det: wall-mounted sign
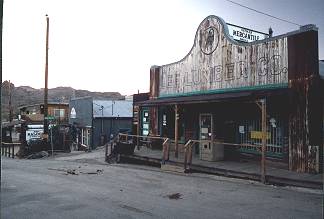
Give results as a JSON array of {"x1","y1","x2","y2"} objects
[
  {"x1": 239, "y1": 126, "x2": 245, "y2": 134},
  {"x1": 227, "y1": 23, "x2": 269, "y2": 43},
  {"x1": 159, "y1": 16, "x2": 288, "y2": 97},
  {"x1": 70, "y1": 107, "x2": 76, "y2": 119},
  {"x1": 250, "y1": 131, "x2": 271, "y2": 140}
]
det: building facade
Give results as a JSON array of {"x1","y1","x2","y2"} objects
[
  {"x1": 69, "y1": 97, "x2": 133, "y2": 148},
  {"x1": 19, "y1": 102, "x2": 69, "y2": 125},
  {"x1": 135, "y1": 15, "x2": 323, "y2": 173}
]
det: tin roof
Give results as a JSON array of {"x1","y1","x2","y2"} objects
[
  {"x1": 137, "y1": 88, "x2": 290, "y2": 106},
  {"x1": 93, "y1": 100, "x2": 133, "y2": 118}
]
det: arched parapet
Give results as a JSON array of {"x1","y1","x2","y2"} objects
[{"x1": 158, "y1": 15, "x2": 291, "y2": 97}]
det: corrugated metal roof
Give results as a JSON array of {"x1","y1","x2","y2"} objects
[
  {"x1": 137, "y1": 88, "x2": 290, "y2": 106},
  {"x1": 93, "y1": 100, "x2": 133, "y2": 118}
]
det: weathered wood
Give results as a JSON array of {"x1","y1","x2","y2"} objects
[
  {"x1": 158, "y1": 16, "x2": 288, "y2": 97},
  {"x1": 174, "y1": 105, "x2": 179, "y2": 158},
  {"x1": 288, "y1": 30, "x2": 322, "y2": 173},
  {"x1": 150, "y1": 66, "x2": 160, "y2": 99},
  {"x1": 261, "y1": 99, "x2": 267, "y2": 183},
  {"x1": 44, "y1": 15, "x2": 49, "y2": 136},
  {"x1": 149, "y1": 107, "x2": 158, "y2": 136}
]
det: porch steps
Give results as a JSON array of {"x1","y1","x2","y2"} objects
[{"x1": 161, "y1": 163, "x2": 185, "y2": 173}]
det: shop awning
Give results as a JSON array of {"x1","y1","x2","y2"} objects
[{"x1": 137, "y1": 88, "x2": 290, "y2": 106}]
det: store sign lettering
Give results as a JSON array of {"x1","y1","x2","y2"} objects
[{"x1": 160, "y1": 55, "x2": 288, "y2": 88}]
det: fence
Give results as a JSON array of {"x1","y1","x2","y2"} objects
[{"x1": 1, "y1": 142, "x2": 21, "y2": 158}]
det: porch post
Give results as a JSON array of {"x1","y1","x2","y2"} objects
[
  {"x1": 261, "y1": 98, "x2": 267, "y2": 183},
  {"x1": 136, "y1": 106, "x2": 141, "y2": 149},
  {"x1": 174, "y1": 104, "x2": 179, "y2": 158}
]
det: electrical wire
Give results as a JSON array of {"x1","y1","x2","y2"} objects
[{"x1": 224, "y1": 0, "x2": 301, "y2": 27}]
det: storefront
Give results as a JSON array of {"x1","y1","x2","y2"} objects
[{"x1": 135, "y1": 15, "x2": 323, "y2": 173}]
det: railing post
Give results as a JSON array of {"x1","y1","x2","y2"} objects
[
  {"x1": 12, "y1": 143, "x2": 15, "y2": 158},
  {"x1": 162, "y1": 138, "x2": 169, "y2": 164},
  {"x1": 184, "y1": 145, "x2": 188, "y2": 170},
  {"x1": 174, "y1": 105, "x2": 179, "y2": 158},
  {"x1": 183, "y1": 140, "x2": 192, "y2": 171},
  {"x1": 105, "y1": 142, "x2": 108, "y2": 162},
  {"x1": 167, "y1": 139, "x2": 170, "y2": 161},
  {"x1": 188, "y1": 142, "x2": 193, "y2": 165}
]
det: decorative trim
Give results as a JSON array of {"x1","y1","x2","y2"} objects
[{"x1": 158, "y1": 83, "x2": 288, "y2": 99}]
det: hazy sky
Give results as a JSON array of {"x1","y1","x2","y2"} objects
[{"x1": 3, "y1": 0, "x2": 324, "y2": 95}]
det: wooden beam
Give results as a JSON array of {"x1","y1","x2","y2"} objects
[
  {"x1": 261, "y1": 98, "x2": 267, "y2": 184},
  {"x1": 136, "y1": 107, "x2": 140, "y2": 149},
  {"x1": 174, "y1": 105, "x2": 179, "y2": 158}
]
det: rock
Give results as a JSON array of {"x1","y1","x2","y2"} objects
[{"x1": 27, "y1": 151, "x2": 49, "y2": 159}]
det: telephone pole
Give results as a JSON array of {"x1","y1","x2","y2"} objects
[
  {"x1": 8, "y1": 80, "x2": 13, "y2": 142},
  {"x1": 43, "y1": 15, "x2": 49, "y2": 136}
]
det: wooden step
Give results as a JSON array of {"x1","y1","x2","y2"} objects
[{"x1": 161, "y1": 164, "x2": 185, "y2": 173}]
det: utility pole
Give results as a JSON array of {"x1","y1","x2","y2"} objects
[
  {"x1": 8, "y1": 80, "x2": 13, "y2": 122},
  {"x1": 8, "y1": 80, "x2": 13, "y2": 142},
  {"x1": 43, "y1": 15, "x2": 49, "y2": 136}
]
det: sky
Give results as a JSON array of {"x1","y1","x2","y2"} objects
[{"x1": 3, "y1": 0, "x2": 324, "y2": 95}]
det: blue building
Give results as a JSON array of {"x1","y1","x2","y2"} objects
[{"x1": 69, "y1": 97, "x2": 133, "y2": 149}]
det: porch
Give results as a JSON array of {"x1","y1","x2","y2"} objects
[
  {"x1": 122, "y1": 144, "x2": 322, "y2": 189},
  {"x1": 107, "y1": 132, "x2": 322, "y2": 189}
]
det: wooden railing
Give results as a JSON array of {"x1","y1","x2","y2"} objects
[
  {"x1": 161, "y1": 138, "x2": 170, "y2": 164},
  {"x1": 106, "y1": 133, "x2": 268, "y2": 184},
  {"x1": 1, "y1": 142, "x2": 21, "y2": 158}
]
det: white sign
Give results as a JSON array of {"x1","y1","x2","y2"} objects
[
  {"x1": 227, "y1": 23, "x2": 268, "y2": 43},
  {"x1": 26, "y1": 129, "x2": 43, "y2": 142},
  {"x1": 239, "y1": 126, "x2": 245, "y2": 134},
  {"x1": 70, "y1": 107, "x2": 76, "y2": 119}
]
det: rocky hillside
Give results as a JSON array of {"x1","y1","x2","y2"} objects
[{"x1": 1, "y1": 81, "x2": 125, "y2": 121}]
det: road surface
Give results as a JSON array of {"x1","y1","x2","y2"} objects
[{"x1": 1, "y1": 149, "x2": 323, "y2": 219}]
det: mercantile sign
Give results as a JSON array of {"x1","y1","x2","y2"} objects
[{"x1": 227, "y1": 23, "x2": 269, "y2": 43}]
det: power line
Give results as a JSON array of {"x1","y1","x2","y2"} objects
[{"x1": 224, "y1": 0, "x2": 301, "y2": 27}]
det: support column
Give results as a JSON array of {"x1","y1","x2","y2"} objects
[
  {"x1": 261, "y1": 99, "x2": 267, "y2": 183},
  {"x1": 136, "y1": 106, "x2": 140, "y2": 149},
  {"x1": 174, "y1": 105, "x2": 179, "y2": 158}
]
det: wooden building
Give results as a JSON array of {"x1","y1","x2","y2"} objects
[
  {"x1": 19, "y1": 102, "x2": 69, "y2": 125},
  {"x1": 135, "y1": 15, "x2": 323, "y2": 173}
]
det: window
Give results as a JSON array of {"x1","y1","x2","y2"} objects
[
  {"x1": 54, "y1": 109, "x2": 65, "y2": 119},
  {"x1": 82, "y1": 128, "x2": 91, "y2": 146}
]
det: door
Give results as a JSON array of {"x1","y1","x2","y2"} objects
[{"x1": 199, "y1": 114, "x2": 213, "y2": 159}]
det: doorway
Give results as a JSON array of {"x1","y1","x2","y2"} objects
[{"x1": 199, "y1": 114, "x2": 213, "y2": 159}]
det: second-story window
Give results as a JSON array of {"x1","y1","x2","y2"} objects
[{"x1": 54, "y1": 109, "x2": 65, "y2": 119}]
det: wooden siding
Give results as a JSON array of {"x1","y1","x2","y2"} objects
[{"x1": 158, "y1": 16, "x2": 288, "y2": 97}]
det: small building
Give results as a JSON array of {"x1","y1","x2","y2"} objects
[
  {"x1": 134, "y1": 15, "x2": 323, "y2": 174},
  {"x1": 18, "y1": 102, "x2": 70, "y2": 151},
  {"x1": 69, "y1": 97, "x2": 133, "y2": 148},
  {"x1": 19, "y1": 102, "x2": 69, "y2": 125}
]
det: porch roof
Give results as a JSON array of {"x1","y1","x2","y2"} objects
[{"x1": 137, "y1": 88, "x2": 290, "y2": 106}]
